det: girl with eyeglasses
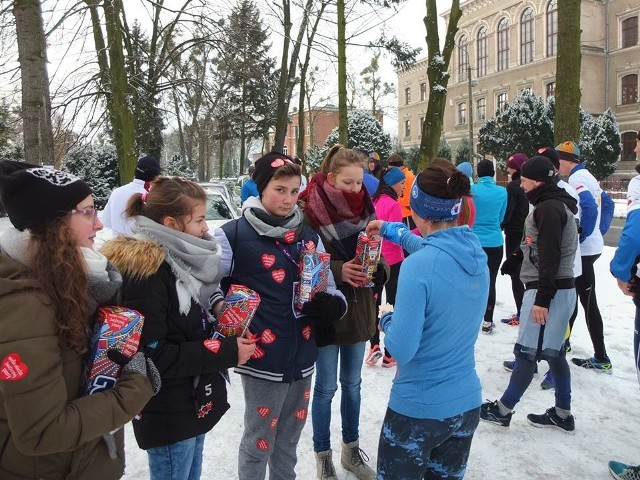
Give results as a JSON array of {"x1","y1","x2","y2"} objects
[{"x1": 0, "y1": 160, "x2": 155, "y2": 479}]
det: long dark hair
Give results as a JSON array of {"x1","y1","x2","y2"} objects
[
  {"x1": 29, "y1": 218, "x2": 90, "y2": 353},
  {"x1": 417, "y1": 160, "x2": 472, "y2": 224}
]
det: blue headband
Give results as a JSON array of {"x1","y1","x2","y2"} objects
[
  {"x1": 410, "y1": 177, "x2": 462, "y2": 222},
  {"x1": 382, "y1": 167, "x2": 406, "y2": 187}
]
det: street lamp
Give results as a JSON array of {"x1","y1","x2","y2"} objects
[{"x1": 467, "y1": 64, "x2": 479, "y2": 172}]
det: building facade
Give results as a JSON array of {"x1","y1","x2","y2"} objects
[
  {"x1": 397, "y1": 0, "x2": 640, "y2": 177},
  {"x1": 275, "y1": 105, "x2": 340, "y2": 157}
]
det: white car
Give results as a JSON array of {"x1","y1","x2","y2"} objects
[{"x1": 204, "y1": 189, "x2": 239, "y2": 230}]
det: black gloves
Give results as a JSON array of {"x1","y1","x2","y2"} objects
[
  {"x1": 301, "y1": 292, "x2": 347, "y2": 327},
  {"x1": 372, "y1": 265, "x2": 387, "y2": 288},
  {"x1": 500, "y1": 248, "x2": 523, "y2": 276},
  {"x1": 108, "y1": 350, "x2": 161, "y2": 395}
]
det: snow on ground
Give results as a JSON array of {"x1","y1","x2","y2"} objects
[{"x1": 122, "y1": 245, "x2": 639, "y2": 479}]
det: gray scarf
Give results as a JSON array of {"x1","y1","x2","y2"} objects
[
  {"x1": 242, "y1": 196, "x2": 304, "y2": 240},
  {"x1": 132, "y1": 216, "x2": 222, "y2": 317}
]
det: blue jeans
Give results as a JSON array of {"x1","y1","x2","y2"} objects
[
  {"x1": 147, "y1": 434, "x2": 205, "y2": 480},
  {"x1": 312, "y1": 342, "x2": 366, "y2": 452}
]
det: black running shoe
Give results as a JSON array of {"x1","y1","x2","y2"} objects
[
  {"x1": 480, "y1": 400, "x2": 512, "y2": 427},
  {"x1": 527, "y1": 407, "x2": 575, "y2": 433}
]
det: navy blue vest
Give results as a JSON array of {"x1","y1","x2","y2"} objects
[{"x1": 221, "y1": 217, "x2": 321, "y2": 383}]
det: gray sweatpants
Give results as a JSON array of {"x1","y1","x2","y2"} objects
[{"x1": 238, "y1": 375, "x2": 313, "y2": 480}]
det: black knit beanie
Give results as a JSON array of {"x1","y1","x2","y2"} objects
[
  {"x1": 135, "y1": 156, "x2": 161, "y2": 181},
  {"x1": 253, "y1": 151, "x2": 296, "y2": 194},
  {"x1": 476, "y1": 159, "x2": 495, "y2": 178},
  {"x1": 0, "y1": 160, "x2": 92, "y2": 231},
  {"x1": 521, "y1": 156, "x2": 557, "y2": 183}
]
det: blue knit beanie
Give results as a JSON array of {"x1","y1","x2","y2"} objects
[{"x1": 382, "y1": 167, "x2": 406, "y2": 187}]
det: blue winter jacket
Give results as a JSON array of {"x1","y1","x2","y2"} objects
[
  {"x1": 380, "y1": 226, "x2": 489, "y2": 419},
  {"x1": 611, "y1": 175, "x2": 640, "y2": 283},
  {"x1": 471, "y1": 177, "x2": 507, "y2": 247}
]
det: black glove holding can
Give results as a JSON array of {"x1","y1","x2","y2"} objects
[{"x1": 301, "y1": 291, "x2": 346, "y2": 328}]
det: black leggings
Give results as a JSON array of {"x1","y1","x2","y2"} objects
[
  {"x1": 483, "y1": 246, "x2": 503, "y2": 324},
  {"x1": 504, "y1": 231, "x2": 525, "y2": 316},
  {"x1": 372, "y1": 262, "x2": 401, "y2": 356},
  {"x1": 569, "y1": 254, "x2": 608, "y2": 360}
]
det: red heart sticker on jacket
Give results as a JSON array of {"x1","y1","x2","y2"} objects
[
  {"x1": 261, "y1": 329, "x2": 276, "y2": 344},
  {"x1": 0, "y1": 353, "x2": 29, "y2": 382},
  {"x1": 256, "y1": 438, "x2": 270, "y2": 450},
  {"x1": 270, "y1": 417, "x2": 279, "y2": 430},
  {"x1": 257, "y1": 406, "x2": 271, "y2": 417},
  {"x1": 304, "y1": 240, "x2": 316, "y2": 252},
  {"x1": 271, "y1": 269, "x2": 286, "y2": 284},
  {"x1": 301, "y1": 325, "x2": 311, "y2": 340},
  {"x1": 294, "y1": 408, "x2": 307, "y2": 420},
  {"x1": 252, "y1": 345, "x2": 265, "y2": 359},
  {"x1": 261, "y1": 254, "x2": 276, "y2": 269},
  {"x1": 204, "y1": 339, "x2": 221, "y2": 354},
  {"x1": 304, "y1": 389, "x2": 311, "y2": 401},
  {"x1": 283, "y1": 230, "x2": 296, "y2": 244}
]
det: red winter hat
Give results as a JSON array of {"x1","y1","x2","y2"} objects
[{"x1": 507, "y1": 153, "x2": 528, "y2": 171}]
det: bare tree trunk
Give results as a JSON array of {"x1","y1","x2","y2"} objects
[
  {"x1": 337, "y1": 0, "x2": 347, "y2": 145},
  {"x1": 273, "y1": 0, "x2": 313, "y2": 151},
  {"x1": 554, "y1": 0, "x2": 582, "y2": 143},
  {"x1": 419, "y1": 0, "x2": 461, "y2": 169},
  {"x1": 172, "y1": 90, "x2": 186, "y2": 162},
  {"x1": 297, "y1": 2, "x2": 328, "y2": 161},
  {"x1": 86, "y1": 0, "x2": 137, "y2": 183},
  {"x1": 13, "y1": 0, "x2": 54, "y2": 165}
]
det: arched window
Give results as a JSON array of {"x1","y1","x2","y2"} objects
[
  {"x1": 621, "y1": 74, "x2": 638, "y2": 105},
  {"x1": 497, "y1": 18, "x2": 510, "y2": 71},
  {"x1": 622, "y1": 132, "x2": 638, "y2": 161},
  {"x1": 546, "y1": 0, "x2": 558, "y2": 56},
  {"x1": 477, "y1": 27, "x2": 488, "y2": 77},
  {"x1": 521, "y1": 7, "x2": 534, "y2": 64},
  {"x1": 622, "y1": 16, "x2": 639, "y2": 49},
  {"x1": 458, "y1": 35, "x2": 468, "y2": 82}
]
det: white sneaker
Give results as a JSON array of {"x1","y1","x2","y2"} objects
[{"x1": 481, "y1": 321, "x2": 494, "y2": 334}]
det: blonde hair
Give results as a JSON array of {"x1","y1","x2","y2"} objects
[{"x1": 319, "y1": 145, "x2": 367, "y2": 176}]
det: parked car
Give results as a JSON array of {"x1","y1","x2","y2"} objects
[{"x1": 204, "y1": 189, "x2": 238, "y2": 229}]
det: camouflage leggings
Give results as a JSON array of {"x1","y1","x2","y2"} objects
[{"x1": 376, "y1": 407, "x2": 480, "y2": 480}]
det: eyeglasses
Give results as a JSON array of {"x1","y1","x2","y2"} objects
[{"x1": 70, "y1": 207, "x2": 99, "y2": 222}]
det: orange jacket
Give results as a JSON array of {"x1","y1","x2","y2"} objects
[{"x1": 398, "y1": 166, "x2": 416, "y2": 219}]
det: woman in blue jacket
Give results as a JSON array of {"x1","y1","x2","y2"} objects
[
  {"x1": 367, "y1": 163, "x2": 489, "y2": 480},
  {"x1": 471, "y1": 159, "x2": 507, "y2": 333}
]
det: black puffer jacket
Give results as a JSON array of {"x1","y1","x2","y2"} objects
[{"x1": 102, "y1": 238, "x2": 238, "y2": 450}]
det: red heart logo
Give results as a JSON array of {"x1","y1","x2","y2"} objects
[
  {"x1": 283, "y1": 230, "x2": 296, "y2": 244},
  {"x1": 270, "y1": 159, "x2": 286, "y2": 168},
  {"x1": 252, "y1": 345, "x2": 265, "y2": 359},
  {"x1": 256, "y1": 438, "x2": 270, "y2": 450},
  {"x1": 0, "y1": 353, "x2": 29, "y2": 382},
  {"x1": 261, "y1": 254, "x2": 276, "y2": 269},
  {"x1": 270, "y1": 417, "x2": 279, "y2": 430},
  {"x1": 271, "y1": 269, "x2": 286, "y2": 284},
  {"x1": 304, "y1": 389, "x2": 311, "y2": 401},
  {"x1": 301, "y1": 325, "x2": 311, "y2": 340},
  {"x1": 204, "y1": 339, "x2": 221, "y2": 354},
  {"x1": 294, "y1": 408, "x2": 307, "y2": 420},
  {"x1": 304, "y1": 240, "x2": 316, "y2": 252},
  {"x1": 261, "y1": 329, "x2": 276, "y2": 344},
  {"x1": 257, "y1": 406, "x2": 271, "y2": 417}
]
